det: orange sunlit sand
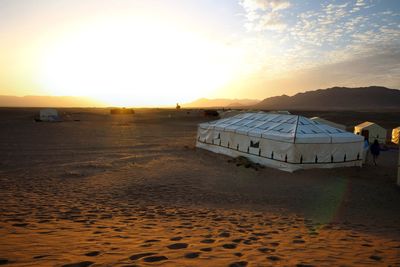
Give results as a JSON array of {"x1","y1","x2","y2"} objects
[
  {"x1": 1, "y1": 0, "x2": 400, "y2": 266},
  {"x1": 0, "y1": 109, "x2": 399, "y2": 267}
]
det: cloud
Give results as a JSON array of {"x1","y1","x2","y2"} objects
[
  {"x1": 355, "y1": 0, "x2": 366, "y2": 7},
  {"x1": 233, "y1": 0, "x2": 400, "y2": 98},
  {"x1": 240, "y1": 0, "x2": 290, "y2": 11},
  {"x1": 246, "y1": 12, "x2": 287, "y2": 31},
  {"x1": 240, "y1": 0, "x2": 291, "y2": 31}
]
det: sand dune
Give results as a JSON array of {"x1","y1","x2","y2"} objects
[{"x1": 0, "y1": 108, "x2": 399, "y2": 266}]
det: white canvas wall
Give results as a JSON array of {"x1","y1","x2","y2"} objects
[
  {"x1": 354, "y1": 123, "x2": 387, "y2": 144},
  {"x1": 197, "y1": 113, "x2": 363, "y2": 172}
]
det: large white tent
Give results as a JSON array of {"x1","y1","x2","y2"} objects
[{"x1": 196, "y1": 112, "x2": 364, "y2": 172}]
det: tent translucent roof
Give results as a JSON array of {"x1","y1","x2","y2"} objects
[
  {"x1": 199, "y1": 112, "x2": 363, "y2": 144},
  {"x1": 310, "y1": 117, "x2": 346, "y2": 128}
]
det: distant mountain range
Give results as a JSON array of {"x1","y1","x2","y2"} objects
[
  {"x1": 184, "y1": 98, "x2": 259, "y2": 108},
  {"x1": 0, "y1": 95, "x2": 104, "y2": 107},
  {"x1": 184, "y1": 86, "x2": 400, "y2": 110},
  {"x1": 1, "y1": 86, "x2": 399, "y2": 109},
  {"x1": 253, "y1": 86, "x2": 400, "y2": 110}
]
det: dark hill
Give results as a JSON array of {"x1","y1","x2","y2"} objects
[{"x1": 254, "y1": 86, "x2": 400, "y2": 110}]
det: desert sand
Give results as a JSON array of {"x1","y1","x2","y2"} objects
[{"x1": 0, "y1": 108, "x2": 399, "y2": 267}]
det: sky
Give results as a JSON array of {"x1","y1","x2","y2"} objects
[{"x1": 0, "y1": 0, "x2": 399, "y2": 106}]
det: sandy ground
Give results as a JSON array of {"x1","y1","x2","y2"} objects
[{"x1": 0, "y1": 108, "x2": 399, "y2": 267}]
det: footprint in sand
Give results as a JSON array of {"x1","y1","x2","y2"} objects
[
  {"x1": 184, "y1": 252, "x2": 201, "y2": 259},
  {"x1": 296, "y1": 264, "x2": 314, "y2": 267},
  {"x1": 61, "y1": 261, "x2": 94, "y2": 267},
  {"x1": 267, "y1": 256, "x2": 281, "y2": 261},
  {"x1": 362, "y1": 243, "x2": 372, "y2": 247},
  {"x1": 229, "y1": 261, "x2": 248, "y2": 267},
  {"x1": 167, "y1": 243, "x2": 188, "y2": 249},
  {"x1": 143, "y1": 256, "x2": 168, "y2": 262},
  {"x1": 222, "y1": 243, "x2": 237, "y2": 249},
  {"x1": 242, "y1": 240, "x2": 252, "y2": 245},
  {"x1": 84, "y1": 251, "x2": 100, "y2": 257},
  {"x1": 144, "y1": 239, "x2": 161, "y2": 243},
  {"x1": 234, "y1": 252, "x2": 243, "y2": 257},
  {"x1": 33, "y1": 255, "x2": 50, "y2": 259},
  {"x1": 129, "y1": 252, "x2": 156, "y2": 260},
  {"x1": 369, "y1": 255, "x2": 382, "y2": 261},
  {"x1": 170, "y1": 236, "x2": 183, "y2": 241},
  {"x1": 293, "y1": 239, "x2": 305, "y2": 244},
  {"x1": 219, "y1": 232, "x2": 231, "y2": 238},
  {"x1": 200, "y1": 247, "x2": 212, "y2": 252},
  {"x1": 200, "y1": 239, "x2": 215, "y2": 244},
  {"x1": 252, "y1": 232, "x2": 268, "y2": 237},
  {"x1": 258, "y1": 247, "x2": 275, "y2": 253},
  {"x1": 12, "y1": 223, "x2": 29, "y2": 227}
]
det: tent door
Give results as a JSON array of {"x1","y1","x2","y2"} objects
[{"x1": 361, "y1": 130, "x2": 369, "y2": 140}]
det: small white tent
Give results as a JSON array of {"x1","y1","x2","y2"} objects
[
  {"x1": 354, "y1": 121, "x2": 386, "y2": 144},
  {"x1": 196, "y1": 112, "x2": 364, "y2": 172},
  {"x1": 39, "y1": 109, "x2": 59, "y2": 122},
  {"x1": 392, "y1": 127, "x2": 400, "y2": 145},
  {"x1": 310, "y1": 117, "x2": 346, "y2": 131}
]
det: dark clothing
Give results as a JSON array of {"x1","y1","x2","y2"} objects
[{"x1": 370, "y1": 142, "x2": 380, "y2": 156}]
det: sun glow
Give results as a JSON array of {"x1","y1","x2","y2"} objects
[{"x1": 38, "y1": 17, "x2": 240, "y2": 106}]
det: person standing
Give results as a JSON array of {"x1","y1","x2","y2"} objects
[
  {"x1": 370, "y1": 139, "x2": 381, "y2": 166},
  {"x1": 362, "y1": 137, "x2": 369, "y2": 164}
]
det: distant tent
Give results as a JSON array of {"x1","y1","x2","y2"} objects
[
  {"x1": 110, "y1": 108, "x2": 135, "y2": 115},
  {"x1": 204, "y1": 110, "x2": 219, "y2": 117},
  {"x1": 39, "y1": 109, "x2": 59, "y2": 122},
  {"x1": 392, "y1": 127, "x2": 400, "y2": 144},
  {"x1": 354, "y1": 121, "x2": 387, "y2": 144},
  {"x1": 269, "y1": 110, "x2": 291, "y2": 115},
  {"x1": 310, "y1": 117, "x2": 346, "y2": 131},
  {"x1": 197, "y1": 112, "x2": 364, "y2": 172}
]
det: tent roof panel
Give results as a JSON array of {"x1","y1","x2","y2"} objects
[{"x1": 200, "y1": 112, "x2": 361, "y2": 144}]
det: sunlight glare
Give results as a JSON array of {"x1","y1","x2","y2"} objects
[{"x1": 38, "y1": 18, "x2": 239, "y2": 106}]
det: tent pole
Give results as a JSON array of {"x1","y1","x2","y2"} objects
[{"x1": 293, "y1": 115, "x2": 300, "y2": 144}]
